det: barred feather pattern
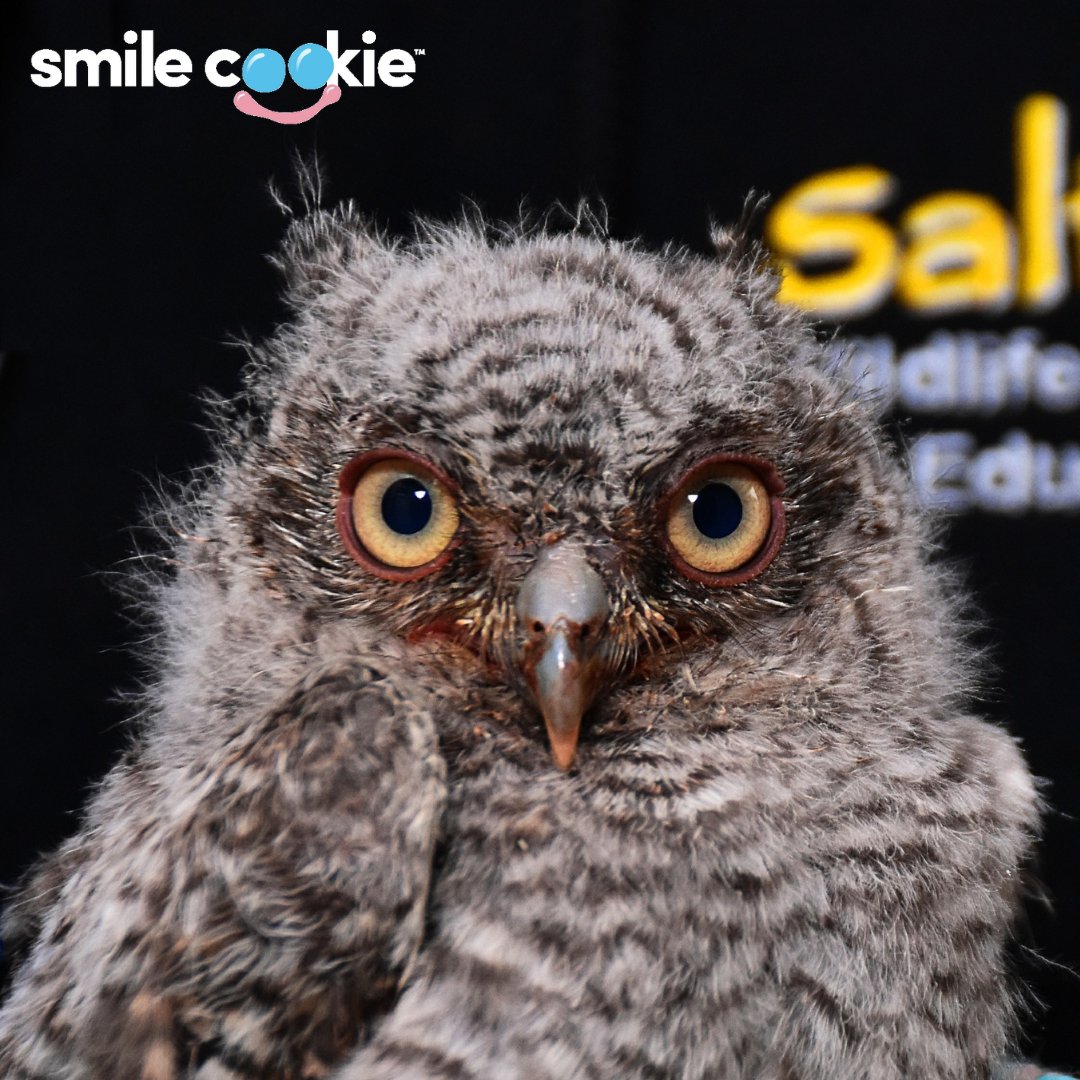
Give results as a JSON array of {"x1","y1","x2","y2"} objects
[{"x1": 0, "y1": 201, "x2": 1039, "y2": 1080}]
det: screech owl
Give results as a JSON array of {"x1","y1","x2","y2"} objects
[{"x1": 0, "y1": 194, "x2": 1051, "y2": 1080}]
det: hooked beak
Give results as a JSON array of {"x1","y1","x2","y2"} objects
[{"x1": 516, "y1": 543, "x2": 610, "y2": 770}]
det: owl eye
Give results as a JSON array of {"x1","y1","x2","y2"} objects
[
  {"x1": 663, "y1": 457, "x2": 785, "y2": 585},
  {"x1": 336, "y1": 452, "x2": 460, "y2": 580}
]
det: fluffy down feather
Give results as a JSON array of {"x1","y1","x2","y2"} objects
[{"x1": 0, "y1": 197, "x2": 1041, "y2": 1080}]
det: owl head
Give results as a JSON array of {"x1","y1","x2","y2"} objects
[{"x1": 154, "y1": 198, "x2": 966, "y2": 774}]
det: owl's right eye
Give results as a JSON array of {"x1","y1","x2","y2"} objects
[{"x1": 336, "y1": 451, "x2": 460, "y2": 581}]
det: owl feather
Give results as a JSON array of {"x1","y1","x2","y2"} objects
[{"x1": 0, "y1": 198, "x2": 1042, "y2": 1080}]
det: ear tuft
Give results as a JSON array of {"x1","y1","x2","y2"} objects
[
  {"x1": 267, "y1": 156, "x2": 398, "y2": 311},
  {"x1": 707, "y1": 191, "x2": 785, "y2": 315},
  {"x1": 708, "y1": 190, "x2": 770, "y2": 264}
]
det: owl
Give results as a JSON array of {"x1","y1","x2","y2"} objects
[{"x1": 0, "y1": 195, "x2": 1054, "y2": 1080}]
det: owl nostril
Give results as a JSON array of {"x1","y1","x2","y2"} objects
[{"x1": 528, "y1": 618, "x2": 595, "y2": 642}]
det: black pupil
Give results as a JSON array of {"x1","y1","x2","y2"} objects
[
  {"x1": 690, "y1": 482, "x2": 743, "y2": 539},
  {"x1": 381, "y1": 477, "x2": 433, "y2": 535}
]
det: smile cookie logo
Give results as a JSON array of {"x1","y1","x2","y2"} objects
[{"x1": 30, "y1": 30, "x2": 422, "y2": 126}]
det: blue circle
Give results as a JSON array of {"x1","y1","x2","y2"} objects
[
  {"x1": 691, "y1": 483, "x2": 743, "y2": 539},
  {"x1": 288, "y1": 43, "x2": 334, "y2": 90},
  {"x1": 382, "y1": 479, "x2": 433, "y2": 536},
  {"x1": 241, "y1": 49, "x2": 286, "y2": 93}
]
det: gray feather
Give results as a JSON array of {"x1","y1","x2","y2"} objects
[{"x1": 0, "y1": 202, "x2": 1040, "y2": 1080}]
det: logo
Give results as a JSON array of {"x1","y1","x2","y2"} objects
[{"x1": 29, "y1": 30, "x2": 424, "y2": 125}]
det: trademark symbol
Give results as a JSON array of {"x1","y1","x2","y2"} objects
[{"x1": 414, "y1": 48, "x2": 425, "y2": 56}]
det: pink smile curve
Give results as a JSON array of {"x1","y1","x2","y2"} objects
[{"x1": 233, "y1": 83, "x2": 342, "y2": 125}]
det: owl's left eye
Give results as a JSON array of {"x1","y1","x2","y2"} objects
[
  {"x1": 662, "y1": 455, "x2": 786, "y2": 585},
  {"x1": 336, "y1": 451, "x2": 460, "y2": 580}
]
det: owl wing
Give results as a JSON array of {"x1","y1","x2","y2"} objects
[
  {"x1": 0, "y1": 848, "x2": 78, "y2": 993},
  {"x1": 0, "y1": 664, "x2": 446, "y2": 1079}
]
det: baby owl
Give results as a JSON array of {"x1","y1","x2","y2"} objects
[{"x1": 0, "y1": 199, "x2": 1044, "y2": 1080}]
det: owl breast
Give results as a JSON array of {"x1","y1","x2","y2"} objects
[{"x1": 349, "y1": 666, "x2": 1031, "y2": 1080}]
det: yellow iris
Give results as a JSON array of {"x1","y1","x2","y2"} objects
[
  {"x1": 350, "y1": 459, "x2": 460, "y2": 569},
  {"x1": 666, "y1": 463, "x2": 771, "y2": 574}
]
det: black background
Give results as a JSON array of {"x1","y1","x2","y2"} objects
[{"x1": 2, "y1": 2, "x2": 1079, "y2": 1071}]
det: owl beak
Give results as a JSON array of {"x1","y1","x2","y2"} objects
[{"x1": 516, "y1": 543, "x2": 610, "y2": 771}]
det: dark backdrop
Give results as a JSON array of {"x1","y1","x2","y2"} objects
[{"x1": 2, "y1": 2, "x2": 1079, "y2": 1071}]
